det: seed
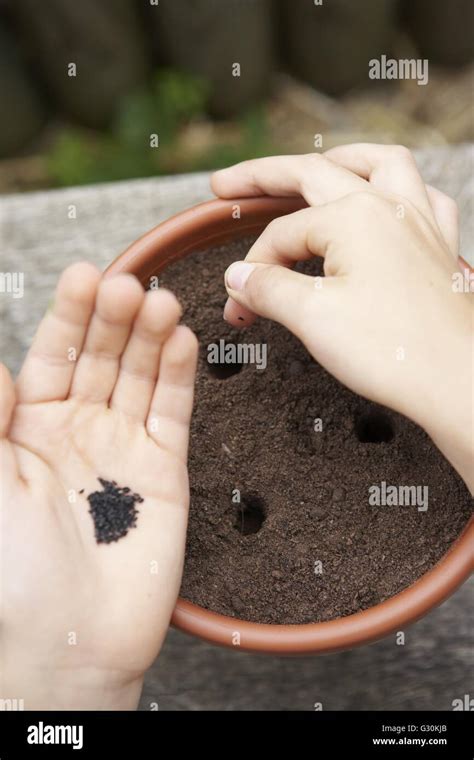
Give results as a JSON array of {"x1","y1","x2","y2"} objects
[{"x1": 86, "y1": 478, "x2": 144, "y2": 544}]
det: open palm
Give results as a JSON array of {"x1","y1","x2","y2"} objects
[{"x1": 1, "y1": 262, "x2": 198, "y2": 709}]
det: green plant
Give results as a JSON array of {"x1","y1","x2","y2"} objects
[
  {"x1": 47, "y1": 70, "x2": 275, "y2": 187},
  {"x1": 189, "y1": 106, "x2": 273, "y2": 172}
]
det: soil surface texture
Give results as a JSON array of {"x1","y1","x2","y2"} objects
[{"x1": 159, "y1": 237, "x2": 472, "y2": 624}]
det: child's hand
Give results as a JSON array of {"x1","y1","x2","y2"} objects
[
  {"x1": 212, "y1": 145, "x2": 473, "y2": 492},
  {"x1": 0, "y1": 265, "x2": 198, "y2": 709}
]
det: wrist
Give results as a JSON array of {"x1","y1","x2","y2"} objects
[
  {"x1": 425, "y1": 416, "x2": 474, "y2": 495},
  {"x1": 3, "y1": 662, "x2": 143, "y2": 710},
  {"x1": 417, "y1": 330, "x2": 473, "y2": 494}
]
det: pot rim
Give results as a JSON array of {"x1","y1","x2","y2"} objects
[{"x1": 107, "y1": 196, "x2": 474, "y2": 655}]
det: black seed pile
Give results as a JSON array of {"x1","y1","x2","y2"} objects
[{"x1": 86, "y1": 478, "x2": 143, "y2": 544}]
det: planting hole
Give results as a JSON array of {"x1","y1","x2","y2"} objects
[
  {"x1": 234, "y1": 494, "x2": 266, "y2": 535},
  {"x1": 355, "y1": 410, "x2": 394, "y2": 443},
  {"x1": 206, "y1": 341, "x2": 243, "y2": 380}
]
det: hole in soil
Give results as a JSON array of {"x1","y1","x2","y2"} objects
[
  {"x1": 354, "y1": 410, "x2": 394, "y2": 443},
  {"x1": 234, "y1": 494, "x2": 266, "y2": 535},
  {"x1": 206, "y1": 342, "x2": 243, "y2": 380}
]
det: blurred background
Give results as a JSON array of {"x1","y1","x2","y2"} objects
[{"x1": 1, "y1": 0, "x2": 472, "y2": 194}]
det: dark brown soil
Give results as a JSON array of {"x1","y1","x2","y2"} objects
[{"x1": 160, "y1": 237, "x2": 473, "y2": 625}]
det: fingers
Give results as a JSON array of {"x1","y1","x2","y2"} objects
[
  {"x1": 324, "y1": 143, "x2": 435, "y2": 223},
  {"x1": 223, "y1": 298, "x2": 257, "y2": 326},
  {"x1": 213, "y1": 146, "x2": 452, "y2": 329},
  {"x1": 212, "y1": 146, "x2": 442, "y2": 236},
  {"x1": 110, "y1": 289, "x2": 182, "y2": 420},
  {"x1": 211, "y1": 153, "x2": 367, "y2": 206},
  {"x1": 0, "y1": 363, "x2": 19, "y2": 481},
  {"x1": 325, "y1": 144, "x2": 460, "y2": 257},
  {"x1": 223, "y1": 205, "x2": 335, "y2": 327},
  {"x1": 70, "y1": 274, "x2": 144, "y2": 403},
  {"x1": 224, "y1": 260, "x2": 330, "y2": 340},
  {"x1": 16, "y1": 262, "x2": 101, "y2": 403},
  {"x1": 246, "y1": 207, "x2": 328, "y2": 267},
  {"x1": 0, "y1": 363, "x2": 16, "y2": 438},
  {"x1": 147, "y1": 326, "x2": 198, "y2": 461},
  {"x1": 222, "y1": 193, "x2": 394, "y2": 329},
  {"x1": 426, "y1": 185, "x2": 459, "y2": 258}
]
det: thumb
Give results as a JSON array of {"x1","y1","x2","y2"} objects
[
  {"x1": 224, "y1": 261, "x2": 320, "y2": 338},
  {"x1": 0, "y1": 363, "x2": 16, "y2": 439}
]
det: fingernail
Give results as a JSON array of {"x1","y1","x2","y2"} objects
[
  {"x1": 223, "y1": 300, "x2": 232, "y2": 322},
  {"x1": 226, "y1": 261, "x2": 254, "y2": 291}
]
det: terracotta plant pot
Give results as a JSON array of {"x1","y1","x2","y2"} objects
[{"x1": 107, "y1": 197, "x2": 474, "y2": 655}]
